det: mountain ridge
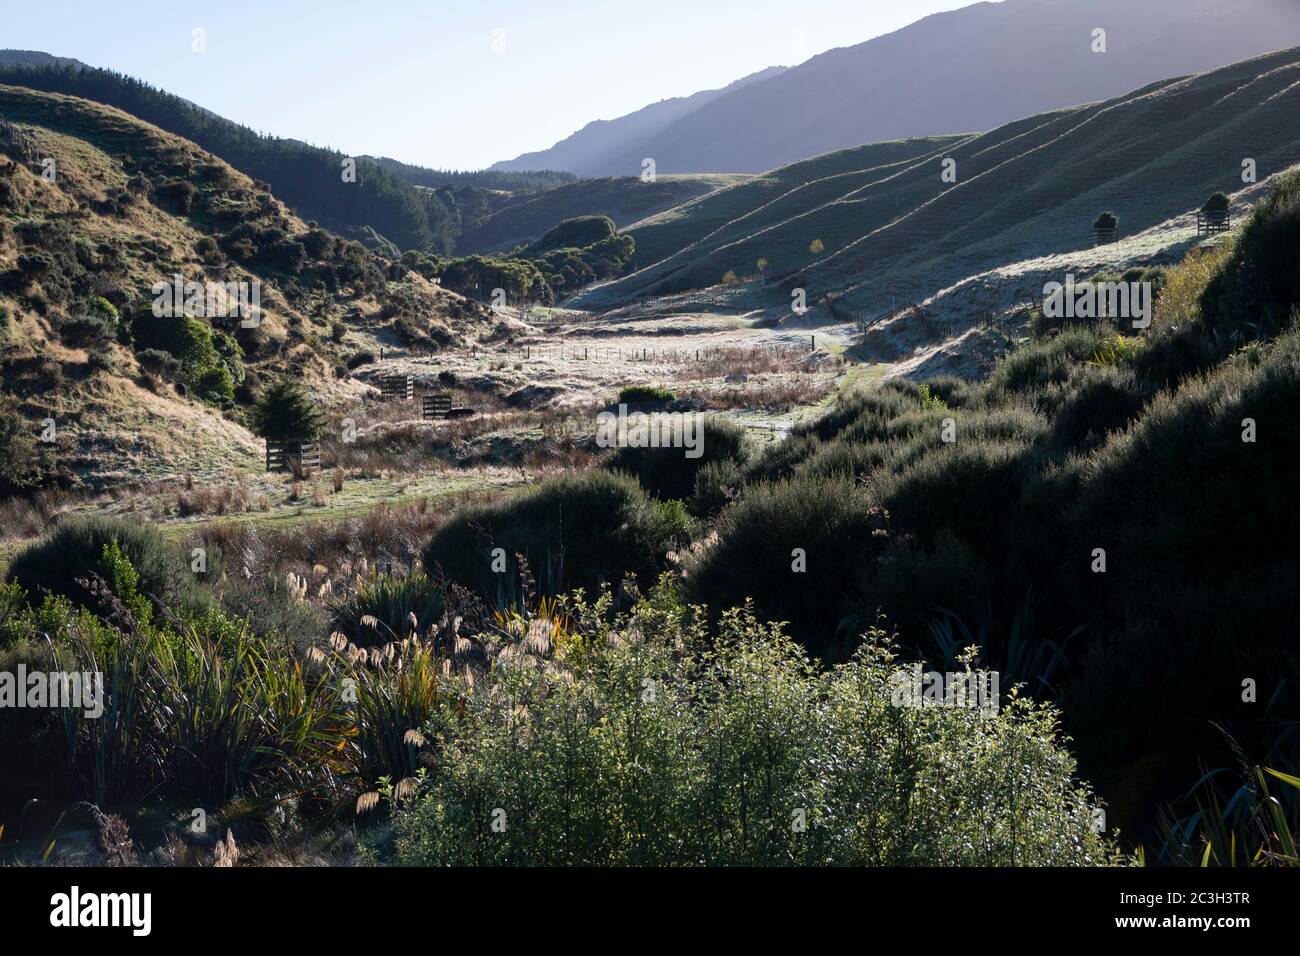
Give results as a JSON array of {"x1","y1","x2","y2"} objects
[{"x1": 494, "y1": 0, "x2": 1300, "y2": 176}]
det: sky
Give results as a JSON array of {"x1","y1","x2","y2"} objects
[{"x1": 1, "y1": 0, "x2": 983, "y2": 170}]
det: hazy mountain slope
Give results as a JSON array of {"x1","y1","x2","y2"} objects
[
  {"x1": 0, "y1": 85, "x2": 491, "y2": 486},
  {"x1": 528, "y1": 0, "x2": 1300, "y2": 176},
  {"x1": 574, "y1": 46, "x2": 1300, "y2": 315},
  {"x1": 490, "y1": 66, "x2": 788, "y2": 175}
]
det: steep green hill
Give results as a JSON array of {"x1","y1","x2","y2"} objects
[
  {"x1": 0, "y1": 84, "x2": 492, "y2": 487},
  {"x1": 575, "y1": 47, "x2": 1300, "y2": 315},
  {"x1": 0, "y1": 63, "x2": 464, "y2": 255},
  {"x1": 456, "y1": 174, "x2": 749, "y2": 254}
]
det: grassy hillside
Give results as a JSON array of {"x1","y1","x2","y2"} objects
[
  {"x1": 575, "y1": 47, "x2": 1300, "y2": 316},
  {"x1": 613, "y1": 136, "x2": 964, "y2": 273},
  {"x1": 0, "y1": 63, "x2": 465, "y2": 254},
  {"x1": 456, "y1": 174, "x2": 749, "y2": 254},
  {"x1": 0, "y1": 84, "x2": 493, "y2": 487}
]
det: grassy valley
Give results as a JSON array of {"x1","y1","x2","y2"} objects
[{"x1": 1, "y1": 16, "x2": 1298, "y2": 882}]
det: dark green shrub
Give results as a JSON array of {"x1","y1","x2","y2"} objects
[
  {"x1": 1094, "y1": 211, "x2": 1118, "y2": 231},
  {"x1": 194, "y1": 364, "x2": 235, "y2": 406},
  {"x1": 1058, "y1": 329, "x2": 1300, "y2": 800},
  {"x1": 154, "y1": 178, "x2": 198, "y2": 214},
  {"x1": 1200, "y1": 171, "x2": 1300, "y2": 340},
  {"x1": 924, "y1": 375, "x2": 974, "y2": 408},
  {"x1": 532, "y1": 214, "x2": 616, "y2": 253},
  {"x1": 329, "y1": 568, "x2": 444, "y2": 648},
  {"x1": 6, "y1": 516, "x2": 193, "y2": 613},
  {"x1": 616, "y1": 384, "x2": 675, "y2": 406},
  {"x1": 136, "y1": 347, "x2": 181, "y2": 380},
  {"x1": 423, "y1": 471, "x2": 676, "y2": 600},
  {"x1": 983, "y1": 325, "x2": 1112, "y2": 398},
  {"x1": 872, "y1": 438, "x2": 1032, "y2": 547},
  {"x1": 1132, "y1": 323, "x2": 1227, "y2": 391},
  {"x1": 606, "y1": 415, "x2": 747, "y2": 501},
  {"x1": 251, "y1": 377, "x2": 325, "y2": 440},
  {"x1": 0, "y1": 410, "x2": 48, "y2": 496},
  {"x1": 59, "y1": 313, "x2": 116, "y2": 348},
  {"x1": 689, "y1": 458, "x2": 744, "y2": 517},
  {"x1": 687, "y1": 475, "x2": 885, "y2": 659},
  {"x1": 346, "y1": 351, "x2": 375, "y2": 370},
  {"x1": 1046, "y1": 366, "x2": 1145, "y2": 454}
]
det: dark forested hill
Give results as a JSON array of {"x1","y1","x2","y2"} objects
[{"x1": 0, "y1": 61, "x2": 462, "y2": 255}]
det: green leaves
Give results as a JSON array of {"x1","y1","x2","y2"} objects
[
  {"x1": 251, "y1": 377, "x2": 325, "y2": 441},
  {"x1": 390, "y1": 589, "x2": 1119, "y2": 866}
]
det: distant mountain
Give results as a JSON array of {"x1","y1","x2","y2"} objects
[
  {"x1": 490, "y1": 66, "x2": 788, "y2": 176},
  {"x1": 497, "y1": 0, "x2": 1300, "y2": 175},
  {"x1": 0, "y1": 50, "x2": 87, "y2": 70}
]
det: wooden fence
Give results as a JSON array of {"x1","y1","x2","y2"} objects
[
  {"x1": 378, "y1": 374, "x2": 414, "y2": 400},
  {"x1": 1197, "y1": 210, "x2": 1231, "y2": 236},
  {"x1": 265, "y1": 440, "x2": 321, "y2": 473},
  {"x1": 422, "y1": 393, "x2": 453, "y2": 419},
  {"x1": 499, "y1": 341, "x2": 817, "y2": 364}
]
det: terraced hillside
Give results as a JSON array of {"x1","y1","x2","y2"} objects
[
  {"x1": 576, "y1": 47, "x2": 1300, "y2": 325},
  {"x1": 0, "y1": 85, "x2": 492, "y2": 487},
  {"x1": 455, "y1": 173, "x2": 750, "y2": 254}
]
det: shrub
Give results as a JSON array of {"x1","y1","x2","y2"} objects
[
  {"x1": 687, "y1": 475, "x2": 884, "y2": 659},
  {"x1": 616, "y1": 384, "x2": 675, "y2": 406},
  {"x1": 251, "y1": 377, "x2": 325, "y2": 441},
  {"x1": 1201, "y1": 171, "x2": 1300, "y2": 340},
  {"x1": 1203, "y1": 192, "x2": 1230, "y2": 213},
  {"x1": 135, "y1": 347, "x2": 181, "y2": 380},
  {"x1": 1093, "y1": 211, "x2": 1118, "y2": 231},
  {"x1": 532, "y1": 214, "x2": 616, "y2": 253},
  {"x1": 59, "y1": 313, "x2": 116, "y2": 348},
  {"x1": 6, "y1": 516, "x2": 194, "y2": 615},
  {"x1": 1045, "y1": 365, "x2": 1145, "y2": 454},
  {"x1": 50, "y1": 599, "x2": 341, "y2": 805},
  {"x1": 154, "y1": 178, "x2": 198, "y2": 214},
  {"x1": 0, "y1": 410, "x2": 48, "y2": 496},
  {"x1": 194, "y1": 363, "x2": 235, "y2": 407},
  {"x1": 983, "y1": 325, "x2": 1112, "y2": 398},
  {"x1": 689, "y1": 457, "x2": 744, "y2": 517},
  {"x1": 390, "y1": 589, "x2": 1119, "y2": 866},
  {"x1": 346, "y1": 350, "x2": 376, "y2": 370},
  {"x1": 605, "y1": 415, "x2": 748, "y2": 501},
  {"x1": 423, "y1": 471, "x2": 676, "y2": 601},
  {"x1": 1058, "y1": 328, "x2": 1300, "y2": 798},
  {"x1": 329, "y1": 568, "x2": 444, "y2": 648}
]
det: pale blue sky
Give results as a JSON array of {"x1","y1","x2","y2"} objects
[{"x1": 1, "y1": 0, "x2": 983, "y2": 170}]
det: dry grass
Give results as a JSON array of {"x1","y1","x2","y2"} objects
[{"x1": 177, "y1": 480, "x2": 270, "y2": 517}]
